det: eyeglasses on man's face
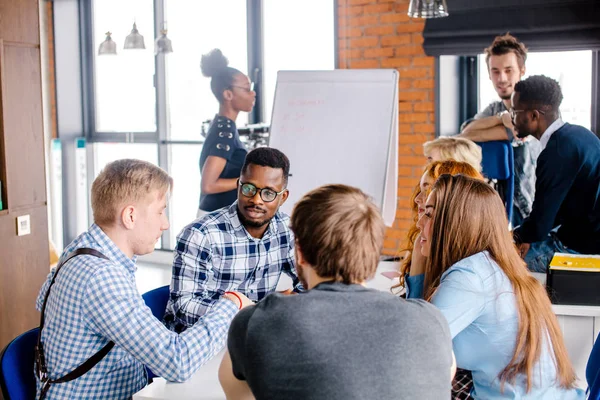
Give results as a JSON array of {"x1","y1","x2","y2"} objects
[
  {"x1": 509, "y1": 108, "x2": 546, "y2": 122},
  {"x1": 239, "y1": 181, "x2": 285, "y2": 202},
  {"x1": 230, "y1": 82, "x2": 254, "y2": 93}
]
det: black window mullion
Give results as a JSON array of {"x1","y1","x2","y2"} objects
[
  {"x1": 459, "y1": 55, "x2": 479, "y2": 126},
  {"x1": 247, "y1": 0, "x2": 264, "y2": 124},
  {"x1": 592, "y1": 50, "x2": 599, "y2": 136}
]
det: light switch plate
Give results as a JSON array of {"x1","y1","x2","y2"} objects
[{"x1": 17, "y1": 215, "x2": 31, "y2": 236}]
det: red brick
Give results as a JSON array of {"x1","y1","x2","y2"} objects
[
  {"x1": 412, "y1": 33, "x2": 424, "y2": 45},
  {"x1": 414, "y1": 101, "x2": 434, "y2": 112},
  {"x1": 399, "y1": 101, "x2": 412, "y2": 111},
  {"x1": 396, "y1": 23, "x2": 425, "y2": 33},
  {"x1": 386, "y1": 228, "x2": 406, "y2": 239},
  {"x1": 350, "y1": 59, "x2": 380, "y2": 69},
  {"x1": 395, "y1": 45, "x2": 425, "y2": 56},
  {"x1": 413, "y1": 79, "x2": 434, "y2": 89},
  {"x1": 339, "y1": 48, "x2": 363, "y2": 60},
  {"x1": 396, "y1": 219, "x2": 413, "y2": 230},
  {"x1": 339, "y1": 27, "x2": 362, "y2": 38},
  {"x1": 380, "y1": 13, "x2": 411, "y2": 24},
  {"x1": 399, "y1": 124, "x2": 412, "y2": 134},
  {"x1": 401, "y1": 155, "x2": 429, "y2": 166},
  {"x1": 338, "y1": 5, "x2": 364, "y2": 16},
  {"x1": 383, "y1": 238, "x2": 399, "y2": 250},
  {"x1": 364, "y1": 25, "x2": 395, "y2": 36},
  {"x1": 398, "y1": 91, "x2": 428, "y2": 101},
  {"x1": 380, "y1": 57, "x2": 411, "y2": 68},
  {"x1": 348, "y1": 15, "x2": 379, "y2": 26},
  {"x1": 396, "y1": 209, "x2": 413, "y2": 219},
  {"x1": 363, "y1": 3, "x2": 393, "y2": 14},
  {"x1": 381, "y1": 35, "x2": 411, "y2": 47},
  {"x1": 398, "y1": 177, "x2": 419, "y2": 187},
  {"x1": 398, "y1": 146, "x2": 416, "y2": 155},
  {"x1": 349, "y1": 37, "x2": 379, "y2": 48},
  {"x1": 413, "y1": 123, "x2": 436, "y2": 134},
  {"x1": 399, "y1": 133, "x2": 429, "y2": 144},
  {"x1": 348, "y1": 0, "x2": 372, "y2": 5},
  {"x1": 413, "y1": 57, "x2": 435, "y2": 67},
  {"x1": 400, "y1": 113, "x2": 428, "y2": 123},
  {"x1": 394, "y1": 2, "x2": 410, "y2": 12},
  {"x1": 398, "y1": 68, "x2": 429, "y2": 78},
  {"x1": 363, "y1": 47, "x2": 395, "y2": 59},
  {"x1": 398, "y1": 166, "x2": 412, "y2": 176},
  {"x1": 398, "y1": 187, "x2": 415, "y2": 197},
  {"x1": 398, "y1": 79, "x2": 411, "y2": 89}
]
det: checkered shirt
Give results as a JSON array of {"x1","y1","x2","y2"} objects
[
  {"x1": 35, "y1": 224, "x2": 237, "y2": 399},
  {"x1": 164, "y1": 202, "x2": 301, "y2": 333}
]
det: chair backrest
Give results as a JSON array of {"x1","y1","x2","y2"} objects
[
  {"x1": 141, "y1": 285, "x2": 170, "y2": 382},
  {"x1": 587, "y1": 332, "x2": 600, "y2": 399},
  {"x1": 476, "y1": 140, "x2": 515, "y2": 223},
  {"x1": 0, "y1": 327, "x2": 39, "y2": 400},
  {"x1": 142, "y1": 285, "x2": 170, "y2": 321}
]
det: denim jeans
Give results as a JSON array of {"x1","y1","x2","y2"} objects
[{"x1": 524, "y1": 232, "x2": 579, "y2": 273}]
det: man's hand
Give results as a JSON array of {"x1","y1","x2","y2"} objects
[
  {"x1": 518, "y1": 242, "x2": 531, "y2": 259},
  {"x1": 223, "y1": 292, "x2": 254, "y2": 309},
  {"x1": 278, "y1": 289, "x2": 296, "y2": 296}
]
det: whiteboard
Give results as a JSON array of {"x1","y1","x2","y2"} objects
[{"x1": 268, "y1": 70, "x2": 398, "y2": 226}]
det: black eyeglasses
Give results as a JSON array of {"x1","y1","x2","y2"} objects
[
  {"x1": 230, "y1": 82, "x2": 254, "y2": 93},
  {"x1": 239, "y1": 181, "x2": 285, "y2": 202},
  {"x1": 509, "y1": 108, "x2": 546, "y2": 121}
]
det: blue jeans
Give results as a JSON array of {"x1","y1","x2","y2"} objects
[{"x1": 524, "y1": 233, "x2": 579, "y2": 273}]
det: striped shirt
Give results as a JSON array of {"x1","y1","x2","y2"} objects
[
  {"x1": 35, "y1": 224, "x2": 237, "y2": 399},
  {"x1": 164, "y1": 201, "x2": 301, "y2": 333}
]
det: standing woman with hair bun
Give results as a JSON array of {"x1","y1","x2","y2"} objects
[{"x1": 197, "y1": 49, "x2": 256, "y2": 217}]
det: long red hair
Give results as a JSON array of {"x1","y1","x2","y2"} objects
[
  {"x1": 395, "y1": 160, "x2": 483, "y2": 289},
  {"x1": 425, "y1": 174, "x2": 576, "y2": 391}
]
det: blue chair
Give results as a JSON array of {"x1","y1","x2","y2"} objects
[
  {"x1": 476, "y1": 140, "x2": 514, "y2": 223},
  {"x1": 141, "y1": 285, "x2": 170, "y2": 381},
  {"x1": 587, "y1": 332, "x2": 600, "y2": 399},
  {"x1": 0, "y1": 327, "x2": 39, "y2": 400}
]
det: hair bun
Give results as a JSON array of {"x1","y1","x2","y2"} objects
[{"x1": 200, "y1": 48, "x2": 229, "y2": 78}]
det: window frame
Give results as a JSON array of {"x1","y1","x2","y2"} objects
[{"x1": 78, "y1": 0, "x2": 338, "y2": 251}]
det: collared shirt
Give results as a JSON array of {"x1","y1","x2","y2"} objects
[
  {"x1": 35, "y1": 224, "x2": 237, "y2": 399},
  {"x1": 474, "y1": 101, "x2": 541, "y2": 221},
  {"x1": 406, "y1": 251, "x2": 584, "y2": 399},
  {"x1": 164, "y1": 201, "x2": 301, "y2": 333},
  {"x1": 539, "y1": 118, "x2": 565, "y2": 151}
]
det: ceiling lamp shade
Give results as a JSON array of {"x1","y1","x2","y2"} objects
[
  {"x1": 154, "y1": 29, "x2": 173, "y2": 55},
  {"x1": 408, "y1": 0, "x2": 449, "y2": 18},
  {"x1": 98, "y1": 32, "x2": 117, "y2": 55},
  {"x1": 124, "y1": 22, "x2": 146, "y2": 49}
]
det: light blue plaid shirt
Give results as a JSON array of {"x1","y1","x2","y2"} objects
[
  {"x1": 164, "y1": 201, "x2": 301, "y2": 333},
  {"x1": 35, "y1": 224, "x2": 237, "y2": 399}
]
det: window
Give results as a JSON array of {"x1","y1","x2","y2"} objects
[
  {"x1": 87, "y1": 0, "x2": 335, "y2": 251},
  {"x1": 478, "y1": 51, "x2": 593, "y2": 129},
  {"x1": 92, "y1": 0, "x2": 156, "y2": 133}
]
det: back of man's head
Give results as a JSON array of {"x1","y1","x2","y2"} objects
[
  {"x1": 484, "y1": 33, "x2": 527, "y2": 68},
  {"x1": 91, "y1": 159, "x2": 173, "y2": 227},
  {"x1": 514, "y1": 75, "x2": 563, "y2": 113},
  {"x1": 290, "y1": 184, "x2": 385, "y2": 284},
  {"x1": 241, "y1": 147, "x2": 290, "y2": 184}
]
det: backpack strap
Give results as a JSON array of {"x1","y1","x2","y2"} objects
[{"x1": 35, "y1": 248, "x2": 115, "y2": 399}]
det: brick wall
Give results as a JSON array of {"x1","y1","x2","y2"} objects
[{"x1": 337, "y1": 0, "x2": 435, "y2": 256}]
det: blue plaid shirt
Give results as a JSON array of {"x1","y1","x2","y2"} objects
[
  {"x1": 164, "y1": 202, "x2": 301, "y2": 333},
  {"x1": 35, "y1": 224, "x2": 237, "y2": 399}
]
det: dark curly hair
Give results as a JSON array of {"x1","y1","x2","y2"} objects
[
  {"x1": 242, "y1": 147, "x2": 290, "y2": 185},
  {"x1": 200, "y1": 48, "x2": 242, "y2": 103},
  {"x1": 484, "y1": 33, "x2": 528, "y2": 69},
  {"x1": 514, "y1": 75, "x2": 563, "y2": 112}
]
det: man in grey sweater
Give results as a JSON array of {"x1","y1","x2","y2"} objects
[{"x1": 218, "y1": 184, "x2": 455, "y2": 400}]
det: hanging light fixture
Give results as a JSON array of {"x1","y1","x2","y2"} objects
[
  {"x1": 154, "y1": 24, "x2": 173, "y2": 55},
  {"x1": 124, "y1": 22, "x2": 146, "y2": 49},
  {"x1": 98, "y1": 32, "x2": 117, "y2": 55},
  {"x1": 408, "y1": 0, "x2": 449, "y2": 18}
]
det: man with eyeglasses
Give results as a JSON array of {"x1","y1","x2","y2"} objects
[
  {"x1": 164, "y1": 147, "x2": 302, "y2": 333},
  {"x1": 511, "y1": 75, "x2": 600, "y2": 272},
  {"x1": 458, "y1": 33, "x2": 541, "y2": 228}
]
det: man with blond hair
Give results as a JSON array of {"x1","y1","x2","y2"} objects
[
  {"x1": 35, "y1": 159, "x2": 251, "y2": 399},
  {"x1": 218, "y1": 184, "x2": 455, "y2": 400}
]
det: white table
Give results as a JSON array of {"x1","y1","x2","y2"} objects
[{"x1": 134, "y1": 262, "x2": 599, "y2": 398}]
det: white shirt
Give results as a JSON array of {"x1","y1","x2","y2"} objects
[{"x1": 539, "y1": 118, "x2": 565, "y2": 151}]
